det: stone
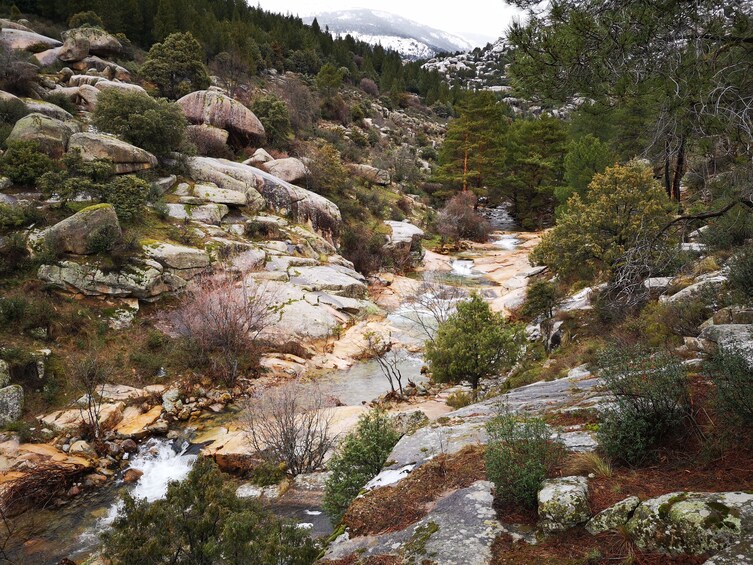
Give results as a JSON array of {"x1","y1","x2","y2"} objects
[
  {"x1": 143, "y1": 242, "x2": 210, "y2": 272},
  {"x1": 61, "y1": 27, "x2": 123, "y2": 59},
  {"x1": 162, "y1": 389, "x2": 181, "y2": 413},
  {"x1": 391, "y1": 410, "x2": 429, "y2": 435},
  {"x1": 663, "y1": 271, "x2": 728, "y2": 303},
  {"x1": 6, "y1": 113, "x2": 78, "y2": 158},
  {"x1": 93, "y1": 79, "x2": 147, "y2": 96},
  {"x1": 699, "y1": 325, "x2": 753, "y2": 366},
  {"x1": 538, "y1": 476, "x2": 591, "y2": 532},
  {"x1": 69, "y1": 440, "x2": 93, "y2": 454},
  {"x1": 348, "y1": 163, "x2": 391, "y2": 185},
  {"x1": 41, "y1": 204, "x2": 121, "y2": 255},
  {"x1": 713, "y1": 307, "x2": 753, "y2": 326},
  {"x1": 384, "y1": 220, "x2": 424, "y2": 265},
  {"x1": 288, "y1": 265, "x2": 368, "y2": 299},
  {"x1": 176, "y1": 90, "x2": 265, "y2": 144},
  {"x1": 38, "y1": 260, "x2": 172, "y2": 299},
  {"x1": 586, "y1": 496, "x2": 641, "y2": 535},
  {"x1": 83, "y1": 473, "x2": 107, "y2": 487},
  {"x1": 21, "y1": 98, "x2": 73, "y2": 121},
  {"x1": 68, "y1": 132, "x2": 158, "y2": 174},
  {"x1": 243, "y1": 147, "x2": 273, "y2": 166},
  {"x1": 263, "y1": 157, "x2": 308, "y2": 184},
  {"x1": 123, "y1": 468, "x2": 144, "y2": 484},
  {"x1": 193, "y1": 183, "x2": 248, "y2": 205},
  {"x1": 164, "y1": 203, "x2": 229, "y2": 225},
  {"x1": 152, "y1": 175, "x2": 177, "y2": 196},
  {"x1": 121, "y1": 438, "x2": 138, "y2": 453},
  {"x1": 704, "y1": 531, "x2": 753, "y2": 564},
  {"x1": 0, "y1": 385, "x2": 23, "y2": 425},
  {"x1": 626, "y1": 491, "x2": 753, "y2": 555},
  {"x1": 0, "y1": 28, "x2": 61, "y2": 51},
  {"x1": 58, "y1": 34, "x2": 90, "y2": 62}
]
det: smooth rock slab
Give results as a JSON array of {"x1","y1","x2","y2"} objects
[
  {"x1": 626, "y1": 491, "x2": 753, "y2": 555},
  {"x1": 165, "y1": 203, "x2": 229, "y2": 225},
  {"x1": 6, "y1": 113, "x2": 78, "y2": 158},
  {"x1": 143, "y1": 242, "x2": 210, "y2": 271},
  {"x1": 38, "y1": 260, "x2": 171, "y2": 298},
  {"x1": 68, "y1": 132, "x2": 158, "y2": 174},
  {"x1": 193, "y1": 183, "x2": 248, "y2": 205},
  {"x1": 324, "y1": 481, "x2": 502, "y2": 564},
  {"x1": 538, "y1": 476, "x2": 590, "y2": 532},
  {"x1": 288, "y1": 265, "x2": 368, "y2": 299}
]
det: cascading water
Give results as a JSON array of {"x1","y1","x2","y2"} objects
[
  {"x1": 450, "y1": 259, "x2": 475, "y2": 276},
  {"x1": 492, "y1": 234, "x2": 520, "y2": 251}
]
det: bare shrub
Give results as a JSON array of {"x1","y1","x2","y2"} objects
[
  {"x1": 437, "y1": 192, "x2": 492, "y2": 242},
  {"x1": 240, "y1": 383, "x2": 337, "y2": 476},
  {"x1": 73, "y1": 354, "x2": 112, "y2": 441},
  {"x1": 275, "y1": 77, "x2": 319, "y2": 133},
  {"x1": 364, "y1": 332, "x2": 406, "y2": 397},
  {"x1": 186, "y1": 126, "x2": 233, "y2": 159},
  {"x1": 171, "y1": 272, "x2": 271, "y2": 387},
  {"x1": 360, "y1": 78, "x2": 379, "y2": 97},
  {"x1": 399, "y1": 274, "x2": 467, "y2": 342}
]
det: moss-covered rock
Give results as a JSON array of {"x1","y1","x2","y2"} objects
[
  {"x1": 585, "y1": 495, "x2": 640, "y2": 535},
  {"x1": 538, "y1": 476, "x2": 590, "y2": 532},
  {"x1": 626, "y1": 491, "x2": 753, "y2": 555}
]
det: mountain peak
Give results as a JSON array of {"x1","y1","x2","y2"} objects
[{"x1": 303, "y1": 9, "x2": 474, "y2": 60}]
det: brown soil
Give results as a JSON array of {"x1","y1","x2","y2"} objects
[
  {"x1": 343, "y1": 444, "x2": 486, "y2": 536},
  {"x1": 491, "y1": 530, "x2": 706, "y2": 565}
]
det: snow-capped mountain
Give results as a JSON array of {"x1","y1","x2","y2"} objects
[{"x1": 304, "y1": 9, "x2": 474, "y2": 60}]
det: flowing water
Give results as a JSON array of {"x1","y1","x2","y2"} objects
[{"x1": 10, "y1": 208, "x2": 524, "y2": 563}]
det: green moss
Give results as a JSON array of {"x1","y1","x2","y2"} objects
[
  {"x1": 404, "y1": 521, "x2": 439, "y2": 558},
  {"x1": 79, "y1": 202, "x2": 113, "y2": 213},
  {"x1": 658, "y1": 493, "x2": 688, "y2": 520}
]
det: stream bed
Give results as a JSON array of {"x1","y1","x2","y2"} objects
[{"x1": 8, "y1": 220, "x2": 525, "y2": 564}]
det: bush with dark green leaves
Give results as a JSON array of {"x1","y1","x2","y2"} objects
[
  {"x1": 521, "y1": 280, "x2": 561, "y2": 320},
  {"x1": 486, "y1": 412, "x2": 565, "y2": 508},
  {"x1": 92, "y1": 89, "x2": 187, "y2": 156},
  {"x1": 596, "y1": 344, "x2": 690, "y2": 465},
  {"x1": 102, "y1": 458, "x2": 317, "y2": 565},
  {"x1": 140, "y1": 32, "x2": 210, "y2": 100},
  {"x1": 251, "y1": 95, "x2": 291, "y2": 148},
  {"x1": 99, "y1": 175, "x2": 150, "y2": 223},
  {"x1": 0, "y1": 141, "x2": 55, "y2": 186},
  {"x1": 68, "y1": 10, "x2": 104, "y2": 28},
  {"x1": 706, "y1": 347, "x2": 753, "y2": 426},
  {"x1": 323, "y1": 409, "x2": 400, "y2": 522}
]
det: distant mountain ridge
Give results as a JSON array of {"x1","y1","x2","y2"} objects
[{"x1": 303, "y1": 9, "x2": 474, "y2": 60}]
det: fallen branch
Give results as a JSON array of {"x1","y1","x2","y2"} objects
[{"x1": 658, "y1": 197, "x2": 753, "y2": 236}]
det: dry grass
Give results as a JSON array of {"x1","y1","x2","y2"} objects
[{"x1": 563, "y1": 452, "x2": 613, "y2": 479}]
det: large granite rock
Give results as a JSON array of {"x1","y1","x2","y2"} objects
[
  {"x1": 143, "y1": 242, "x2": 210, "y2": 274},
  {"x1": 348, "y1": 163, "x2": 391, "y2": 185},
  {"x1": 60, "y1": 27, "x2": 123, "y2": 60},
  {"x1": 662, "y1": 271, "x2": 728, "y2": 303},
  {"x1": 186, "y1": 157, "x2": 341, "y2": 238},
  {"x1": 0, "y1": 28, "x2": 61, "y2": 51},
  {"x1": 38, "y1": 260, "x2": 174, "y2": 298},
  {"x1": 22, "y1": 98, "x2": 73, "y2": 121},
  {"x1": 626, "y1": 491, "x2": 753, "y2": 555},
  {"x1": 68, "y1": 132, "x2": 158, "y2": 174},
  {"x1": 263, "y1": 157, "x2": 308, "y2": 184},
  {"x1": 538, "y1": 476, "x2": 591, "y2": 532},
  {"x1": 6, "y1": 113, "x2": 78, "y2": 157},
  {"x1": 164, "y1": 203, "x2": 229, "y2": 225},
  {"x1": 699, "y1": 324, "x2": 753, "y2": 366},
  {"x1": 288, "y1": 265, "x2": 367, "y2": 299},
  {"x1": 193, "y1": 182, "x2": 247, "y2": 205},
  {"x1": 93, "y1": 79, "x2": 147, "y2": 96},
  {"x1": 176, "y1": 90, "x2": 265, "y2": 144},
  {"x1": 0, "y1": 385, "x2": 23, "y2": 425},
  {"x1": 41, "y1": 204, "x2": 121, "y2": 255},
  {"x1": 384, "y1": 220, "x2": 424, "y2": 265}
]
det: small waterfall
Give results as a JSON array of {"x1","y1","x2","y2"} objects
[
  {"x1": 492, "y1": 235, "x2": 520, "y2": 251},
  {"x1": 451, "y1": 259, "x2": 475, "y2": 276}
]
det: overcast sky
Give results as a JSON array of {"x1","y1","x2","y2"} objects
[{"x1": 251, "y1": 1, "x2": 525, "y2": 46}]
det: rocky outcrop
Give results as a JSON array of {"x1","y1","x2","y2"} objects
[
  {"x1": 68, "y1": 132, "x2": 158, "y2": 174},
  {"x1": 348, "y1": 163, "x2": 391, "y2": 185},
  {"x1": 384, "y1": 220, "x2": 424, "y2": 266},
  {"x1": 192, "y1": 183, "x2": 247, "y2": 206},
  {"x1": 699, "y1": 324, "x2": 753, "y2": 367},
  {"x1": 59, "y1": 27, "x2": 124, "y2": 60},
  {"x1": 6, "y1": 113, "x2": 78, "y2": 157},
  {"x1": 41, "y1": 204, "x2": 121, "y2": 255},
  {"x1": 0, "y1": 385, "x2": 23, "y2": 425},
  {"x1": 38, "y1": 260, "x2": 174, "y2": 299},
  {"x1": 186, "y1": 158, "x2": 341, "y2": 238},
  {"x1": 22, "y1": 98, "x2": 73, "y2": 120},
  {"x1": 243, "y1": 148, "x2": 273, "y2": 166},
  {"x1": 263, "y1": 157, "x2": 308, "y2": 184},
  {"x1": 187, "y1": 124, "x2": 229, "y2": 154},
  {"x1": 586, "y1": 496, "x2": 641, "y2": 535},
  {"x1": 176, "y1": 90, "x2": 265, "y2": 144},
  {"x1": 538, "y1": 476, "x2": 591, "y2": 532},
  {"x1": 626, "y1": 492, "x2": 753, "y2": 555},
  {"x1": 143, "y1": 242, "x2": 210, "y2": 275},
  {"x1": 41, "y1": 402, "x2": 124, "y2": 433}
]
